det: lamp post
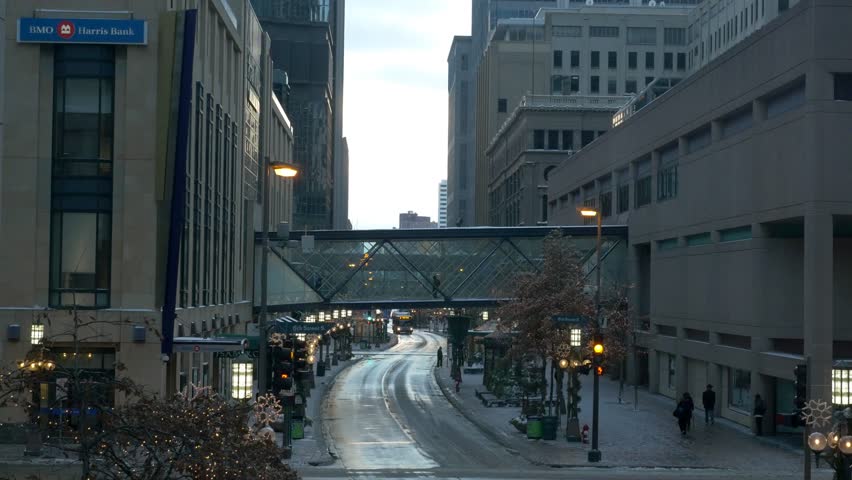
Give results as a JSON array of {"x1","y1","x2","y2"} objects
[
  {"x1": 258, "y1": 158, "x2": 298, "y2": 395},
  {"x1": 580, "y1": 206, "x2": 603, "y2": 463},
  {"x1": 807, "y1": 408, "x2": 852, "y2": 480}
]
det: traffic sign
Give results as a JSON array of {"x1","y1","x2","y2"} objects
[{"x1": 552, "y1": 315, "x2": 585, "y2": 325}]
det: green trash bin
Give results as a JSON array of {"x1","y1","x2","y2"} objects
[
  {"x1": 541, "y1": 415, "x2": 558, "y2": 440},
  {"x1": 526, "y1": 416, "x2": 543, "y2": 439},
  {"x1": 291, "y1": 417, "x2": 305, "y2": 440}
]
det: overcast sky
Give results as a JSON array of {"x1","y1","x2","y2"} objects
[{"x1": 343, "y1": 1, "x2": 471, "y2": 229}]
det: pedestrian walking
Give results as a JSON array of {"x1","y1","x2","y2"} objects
[
  {"x1": 436, "y1": 346, "x2": 443, "y2": 367},
  {"x1": 702, "y1": 384, "x2": 716, "y2": 425},
  {"x1": 753, "y1": 394, "x2": 767, "y2": 436},
  {"x1": 674, "y1": 392, "x2": 694, "y2": 435}
]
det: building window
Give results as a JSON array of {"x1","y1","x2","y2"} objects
[
  {"x1": 553, "y1": 50, "x2": 563, "y2": 68},
  {"x1": 551, "y1": 75, "x2": 564, "y2": 95},
  {"x1": 628, "y1": 52, "x2": 637, "y2": 69},
  {"x1": 664, "y1": 27, "x2": 686, "y2": 46},
  {"x1": 591, "y1": 51, "x2": 600, "y2": 69},
  {"x1": 50, "y1": 45, "x2": 115, "y2": 309},
  {"x1": 607, "y1": 78, "x2": 617, "y2": 95},
  {"x1": 676, "y1": 52, "x2": 686, "y2": 71},
  {"x1": 729, "y1": 368, "x2": 752, "y2": 412},
  {"x1": 720, "y1": 226, "x2": 753, "y2": 242},
  {"x1": 547, "y1": 130, "x2": 559, "y2": 150},
  {"x1": 658, "y1": 164, "x2": 678, "y2": 201},
  {"x1": 627, "y1": 27, "x2": 656, "y2": 45},
  {"x1": 686, "y1": 125, "x2": 711, "y2": 153},
  {"x1": 581, "y1": 130, "x2": 595, "y2": 148},
  {"x1": 570, "y1": 75, "x2": 580, "y2": 93},
  {"x1": 834, "y1": 73, "x2": 852, "y2": 101},
  {"x1": 540, "y1": 195, "x2": 548, "y2": 223},
  {"x1": 553, "y1": 25, "x2": 582, "y2": 37},
  {"x1": 600, "y1": 191, "x2": 612, "y2": 218},
  {"x1": 686, "y1": 233, "x2": 712, "y2": 246},
  {"x1": 590, "y1": 76, "x2": 600, "y2": 94},
  {"x1": 667, "y1": 354, "x2": 676, "y2": 389},
  {"x1": 721, "y1": 106, "x2": 753, "y2": 138},
  {"x1": 645, "y1": 52, "x2": 655, "y2": 69},
  {"x1": 608, "y1": 51, "x2": 617, "y2": 69},
  {"x1": 617, "y1": 183, "x2": 630, "y2": 213},
  {"x1": 767, "y1": 80, "x2": 806, "y2": 117},
  {"x1": 533, "y1": 129, "x2": 545, "y2": 149},
  {"x1": 497, "y1": 98, "x2": 508, "y2": 113},
  {"x1": 658, "y1": 238, "x2": 678, "y2": 251},
  {"x1": 635, "y1": 159, "x2": 652, "y2": 207},
  {"x1": 833, "y1": 369, "x2": 852, "y2": 406},
  {"x1": 664, "y1": 52, "x2": 674, "y2": 70},
  {"x1": 625, "y1": 79, "x2": 638, "y2": 94},
  {"x1": 571, "y1": 50, "x2": 580, "y2": 68},
  {"x1": 562, "y1": 130, "x2": 574, "y2": 150},
  {"x1": 590, "y1": 26, "x2": 619, "y2": 38},
  {"x1": 645, "y1": 76, "x2": 655, "y2": 87}
]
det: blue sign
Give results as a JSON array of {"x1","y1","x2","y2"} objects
[{"x1": 17, "y1": 18, "x2": 147, "y2": 45}]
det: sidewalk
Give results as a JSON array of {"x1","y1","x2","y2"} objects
[
  {"x1": 434, "y1": 366, "x2": 831, "y2": 476},
  {"x1": 287, "y1": 334, "x2": 398, "y2": 469}
]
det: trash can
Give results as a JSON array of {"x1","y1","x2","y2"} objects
[
  {"x1": 291, "y1": 417, "x2": 304, "y2": 440},
  {"x1": 526, "y1": 416, "x2": 543, "y2": 439},
  {"x1": 541, "y1": 415, "x2": 558, "y2": 440},
  {"x1": 316, "y1": 361, "x2": 326, "y2": 377}
]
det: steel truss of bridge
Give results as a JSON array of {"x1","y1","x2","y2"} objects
[{"x1": 255, "y1": 226, "x2": 628, "y2": 313}]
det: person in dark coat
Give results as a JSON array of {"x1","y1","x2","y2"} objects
[
  {"x1": 702, "y1": 384, "x2": 716, "y2": 425},
  {"x1": 753, "y1": 394, "x2": 767, "y2": 436},
  {"x1": 436, "y1": 346, "x2": 443, "y2": 367},
  {"x1": 674, "y1": 392, "x2": 695, "y2": 435}
]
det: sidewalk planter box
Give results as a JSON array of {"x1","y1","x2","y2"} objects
[
  {"x1": 526, "y1": 416, "x2": 543, "y2": 439},
  {"x1": 541, "y1": 415, "x2": 558, "y2": 440}
]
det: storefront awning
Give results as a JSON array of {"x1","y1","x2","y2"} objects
[{"x1": 173, "y1": 337, "x2": 248, "y2": 353}]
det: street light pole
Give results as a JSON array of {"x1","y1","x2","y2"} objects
[
  {"x1": 589, "y1": 211, "x2": 603, "y2": 463},
  {"x1": 258, "y1": 155, "x2": 271, "y2": 395}
]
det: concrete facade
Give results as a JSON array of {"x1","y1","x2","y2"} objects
[
  {"x1": 548, "y1": 0, "x2": 852, "y2": 432},
  {"x1": 0, "y1": 0, "x2": 294, "y2": 406},
  {"x1": 399, "y1": 211, "x2": 437, "y2": 230}
]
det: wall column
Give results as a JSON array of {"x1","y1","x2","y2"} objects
[{"x1": 804, "y1": 213, "x2": 833, "y2": 403}]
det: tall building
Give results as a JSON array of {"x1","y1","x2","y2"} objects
[
  {"x1": 399, "y1": 212, "x2": 437, "y2": 229},
  {"x1": 454, "y1": 1, "x2": 557, "y2": 227},
  {"x1": 438, "y1": 180, "x2": 448, "y2": 228},
  {"x1": 447, "y1": 36, "x2": 474, "y2": 227},
  {"x1": 548, "y1": 0, "x2": 852, "y2": 432},
  {"x1": 251, "y1": 0, "x2": 346, "y2": 231},
  {"x1": 0, "y1": 0, "x2": 295, "y2": 406},
  {"x1": 473, "y1": 6, "x2": 694, "y2": 225},
  {"x1": 338, "y1": 137, "x2": 351, "y2": 229}
]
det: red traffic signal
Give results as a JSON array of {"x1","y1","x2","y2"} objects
[{"x1": 595, "y1": 365, "x2": 604, "y2": 376}]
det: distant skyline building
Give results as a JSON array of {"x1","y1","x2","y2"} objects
[
  {"x1": 438, "y1": 180, "x2": 448, "y2": 228},
  {"x1": 399, "y1": 211, "x2": 437, "y2": 229},
  {"x1": 251, "y1": 0, "x2": 346, "y2": 231}
]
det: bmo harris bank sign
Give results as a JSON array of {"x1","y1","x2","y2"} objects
[{"x1": 18, "y1": 18, "x2": 147, "y2": 45}]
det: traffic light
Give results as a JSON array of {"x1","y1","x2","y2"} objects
[
  {"x1": 793, "y1": 364, "x2": 807, "y2": 427},
  {"x1": 595, "y1": 365, "x2": 604, "y2": 376},
  {"x1": 592, "y1": 334, "x2": 604, "y2": 356},
  {"x1": 271, "y1": 348, "x2": 294, "y2": 395}
]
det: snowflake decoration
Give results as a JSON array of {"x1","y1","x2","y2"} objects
[
  {"x1": 268, "y1": 333, "x2": 285, "y2": 348},
  {"x1": 253, "y1": 393, "x2": 282, "y2": 427},
  {"x1": 555, "y1": 343, "x2": 572, "y2": 360},
  {"x1": 802, "y1": 398, "x2": 834, "y2": 429}
]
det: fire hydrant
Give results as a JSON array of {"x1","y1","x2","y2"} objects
[{"x1": 582, "y1": 424, "x2": 590, "y2": 444}]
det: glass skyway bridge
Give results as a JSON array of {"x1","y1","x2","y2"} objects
[{"x1": 256, "y1": 226, "x2": 628, "y2": 312}]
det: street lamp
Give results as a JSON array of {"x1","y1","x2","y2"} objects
[
  {"x1": 258, "y1": 156, "x2": 299, "y2": 395},
  {"x1": 578, "y1": 206, "x2": 603, "y2": 463}
]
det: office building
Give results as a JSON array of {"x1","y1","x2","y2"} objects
[
  {"x1": 399, "y1": 212, "x2": 437, "y2": 230},
  {"x1": 439, "y1": 180, "x2": 448, "y2": 228},
  {"x1": 0, "y1": 0, "x2": 295, "y2": 411},
  {"x1": 473, "y1": 6, "x2": 693, "y2": 225},
  {"x1": 251, "y1": 0, "x2": 345, "y2": 231},
  {"x1": 448, "y1": 36, "x2": 474, "y2": 227},
  {"x1": 548, "y1": 0, "x2": 852, "y2": 433},
  {"x1": 486, "y1": 95, "x2": 628, "y2": 226}
]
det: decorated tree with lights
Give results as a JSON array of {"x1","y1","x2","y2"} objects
[{"x1": 0, "y1": 309, "x2": 300, "y2": 479}]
